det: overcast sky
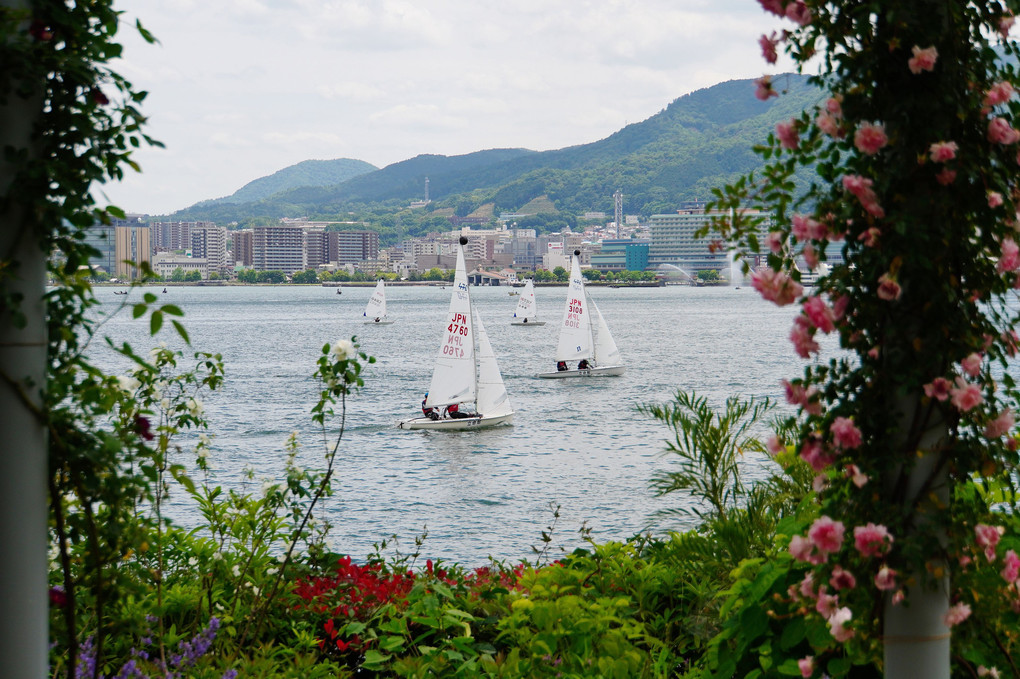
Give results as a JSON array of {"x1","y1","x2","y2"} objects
[{"x1": 103, "y1": 0, "x2": 797, "y2": 215}]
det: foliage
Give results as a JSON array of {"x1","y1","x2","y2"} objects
[{"x1": 705, "y1": 1, "x2": 1020, "y2": 676}]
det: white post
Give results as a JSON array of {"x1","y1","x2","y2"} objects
[
  {"x1": 0, "y1": 2, "x2": 49, "y2": 675},
  {"x1": 883, "y1": 400, "x2": 950, "y2": 678}
]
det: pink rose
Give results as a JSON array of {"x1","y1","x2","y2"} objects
[
  {"x1": 984, "y1": 81, "x2": 1015, "y2": 107},
  {"x1": 943, "y1": 602, "x2": 971, "y2": 628},
  {"x1": 988, "y1": 191, "x2": 1004, "y2": 208},
  {"x1": 950, "y1": 377, "x2": 983, "y2": 412},
  {"x1": 831, "y1": 416, "x2": 862, "y2": 449},
  {"x1": 789, "y1": 534, "x2": 817, "y2": 563},
  {"x1": 998, "y1": 237, "x2": 1019, "y2": 273},
  {"x1": 961, "y1": 353, "x2": 983, "y2": 377},
  {"x1": 760, "y1": 32, "x2": 780, "y2": 64},
  {"x1": 975, "y1": 523, "x2": 1003, "y2": 561},
  {"x1": 752, "y1": 267, "x2": 803, "y2": 306},
  {"x1": 829, "y1": 566, "x2": 856, "y2": 590},
  {"x1": 825, "y1": 96, "x2": 843, "y2": 115},
  {"x1": 790, "y1": 315, "x2": 821, "y2": 358},
  {"x1": 1001, "y1": 13, "x2": 1016, "y2": 39},
  {"x1": 766, "y1": 230, "x2": 785, "y2": 253},
  {"x1": 877, "y1": 273, "x2": 901, "y2": 301},
  {"x1": 798, "y1": 656, "x2": 814, "y2": 678},
  {"x1": 782, "y1": 379, "x2": 822, "y2": 414},
  {"x1": 854, "y1": 522, "x2": 893, "y2": 557},
  {"x1": 928, "y1": 140, "x2": 958, "y2": 162},
  {"x1": 776, "y1": 119, "x2": 800, "y2": 149},
  {"x1": 988, "y1": 117, "x2": 1020, "y2": 144},
  {"x1": 792, "y1": 214, "x2": 827, "y2": 241},
  {"x1": 875, "y1": 565, "x2": 897, "y2": 590},
  {"x1": 785, "y1": 1, "x2": 812, "y2": 26},
  {"x1": 757, "y1": 0, "x2": 786, "y2": 17},
  {"x1": 854, "y1": 122, "x2": 888, "y2": 155},
  {"x1": 908, "y1": 45, "x2": 938, "y2": 74},
  {"x1": 845, "y1": 463, "x2": 869, "y2": 487},
  {"x1": 924, "y1": 377, "x2": 952, "y2": 401},
  {"x1": 755, "y1": 75, "x2": 779, "y2": 101},
  {"x1": 816, "y1": 110, "x2": 842, "y2": 138},
  {"x1": 985, "y1": 409, "x2": 1015, "y2": 439},
  {"x1": 936, "y1": 168, "x2": 957, "y2": 185},
  {"x1": 802, "y1": 243, "x2": 819, "y2": 271},
  {"x1": 799, "y1": 436, "x2": 834, "y2": 472},
  {"x1": 804, "y1": 295, "x2": 836, "y2": 333},
  {"x1": 858, "y1": 227, "x2": 881, "y2": 247},
  {"x1": 767, "y1": 434, "x2": 785, "y2": 455},
  {"x1": 828, "y1": 607, "x2": 854, "y2": 642},
  {"x1": 1001, "y1": 550, "x2": 1020, "y2": 583},
  {"x1": 809, "y1": 515, "x2": 845, "y2": 555}
]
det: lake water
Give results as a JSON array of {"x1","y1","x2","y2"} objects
[{"x1": 91, "y1": 282, "x2": 806, "y2": 566}]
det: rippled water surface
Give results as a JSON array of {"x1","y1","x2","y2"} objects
[{"x1": 93, "y1": 283, "x2": 803, "y2": 565}]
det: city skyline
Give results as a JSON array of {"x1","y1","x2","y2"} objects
[{"x1": 105, "y1": 1, "x2": 799, "y2": 215}]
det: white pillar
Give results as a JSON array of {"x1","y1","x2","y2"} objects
[{"x1": 0, "y1": 2, "x2": 49, "y2": 675}]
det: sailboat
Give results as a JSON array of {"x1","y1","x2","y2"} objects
[
  {"x1": 510, "y1": 279, "x2": 545, "y2": 326},
  {"x1": 363, "y1": 280, "x2": 394, "y2": 325},
  {"x1": 537, "y1": 250, "x2": 625, "y2": 378},
  {"x1": 398, "y1": 237, "x2": 514, "y2": 430}
]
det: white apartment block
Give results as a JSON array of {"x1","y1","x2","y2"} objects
[
  {"x1": 191, "y1": 225, "x2": 231, "y2": 276},
  {"x1": 253, "y1": 225, "x2": 305, "y2": 274}
]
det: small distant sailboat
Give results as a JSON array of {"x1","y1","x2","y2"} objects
[
  {"x1": 363, "y1": 280, "x2": 394, "y2": 325},
  {"x1": 510, "y1": 279, "x2": 545, "y2": 326},
  {"x1": 398, "y1": 237, "x2": 514, "y2": 430},
  {"x1": 537, "y1": 250, "x2": 625, "y2": 378}
]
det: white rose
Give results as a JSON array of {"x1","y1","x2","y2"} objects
[
  {"x1": 116, "y1": 375, "x2": 140, "y2": 394},
  {"x1": 331, "y1": 339, "x2": 356, "y2": 361},
  {"x1": 187, "y1": 398, "x2": 204, "y2": 416}
]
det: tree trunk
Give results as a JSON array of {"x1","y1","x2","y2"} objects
[{"x1": 0, "y1": 2, "x2": 48, "y2": 675}]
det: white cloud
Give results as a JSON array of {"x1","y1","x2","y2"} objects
[{"x1": 104, "y1": 0, "x2": 799, "y2": 214}]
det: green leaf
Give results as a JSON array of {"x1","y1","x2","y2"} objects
[
  {"x1": 150, "y1": 311, "x2": 163, "y2": 335},
  {"x1": 171, "y1": 320, "x2": 190, "y2": 343},
  {"x1": 160, "y1": 304, "x2": 183, "y2": 316},
  {"x1": 132, "y1": 303, "x2": 146, "y2": 319},
  {"x1": 779, "y1": 615, "x2": 805, "y2": 650},
  {"x1": 379, "y1": 635, "x2": 405, "y2": 652}
]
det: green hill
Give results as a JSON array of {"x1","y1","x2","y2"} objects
[{"x1": 172, "y1": 74, "x2": 820, "y2": 222}]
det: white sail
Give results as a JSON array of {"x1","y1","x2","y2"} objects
[
  {"x1": 474, "y1": 307, "x2": 513, "y2": 417},
  {"x1": 425, "y1": 246, "x2": 476, "y2": 409},
  {"x1": 590, "y1": 298, "x2": 621, "y2": 366},
  {"x1": 554, "y1": 255, "x2": 593, "y2": 362},
  {"x1": 513, "y1": 280, "x2": 537, "y2": 321},
  {"x1": 364, "y1": 280, "x2": 388, "y2": 319}
]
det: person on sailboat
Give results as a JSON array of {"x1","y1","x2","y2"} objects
[
  {"x1": 422, "y1": 393, "x2": 439, "y2": 420},
  {"x1": 578, "y1": 359, "x2": 590, "y2": 370},
  {"x1": 445, "y1": 403, "x2": 477, "y2": 419},
  {"x1": 557, "y1": 361, "x2": 568, "y2": 371}
]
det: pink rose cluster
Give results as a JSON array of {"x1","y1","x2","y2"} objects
[
  {"x1": 816, "y1": 96, "x2": 844, "y2": 139},
  {"x1": 755, "y1": 75, "x2": 779, "y2": 101},
  {"x1": 776, "y1": 119, "x2": 800, "y2": 150},
  {"x1": 790, "y1": 516, "x2": 845, "y2": 565},
  {"x1": 751, "y1": 267, "x2": 803, "y2": 306},
  {"x1": 757, "y1": 0, "x2": 812, "y2": 26},
  {"x1": 975, "y1": 523, "x2": 1004, "y2": 562},
  {"x1": 988, "y1": 117, "x2": 1020, "y2": 145},
  {"x1": 842, "y1": 174, "x2": 885, "y2": 218}
]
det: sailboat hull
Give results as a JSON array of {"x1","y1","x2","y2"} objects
[
  {"x1": 536, "y1": 365, "x2": 626, "y2": 379},
  {"x1": 396, "y1": 412, "x2": 514, "y2": 430},
  {"x1": 363, "y1": 319, "x2": 395, "y2": 325},
  {"x1": 511, "y1": 320, "x2": 546, "y2": 326}
]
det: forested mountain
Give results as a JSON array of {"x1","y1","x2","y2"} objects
[
  {"x1": 172, "y1": 74, "x2": 820, "y2": 223},
  {"x1": 191, "y1": 158, "x2": 378, "y2": 207}
]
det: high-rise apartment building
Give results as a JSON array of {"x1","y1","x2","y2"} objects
[
  {"x1": 330, "y1": 230, "x2": 380, "y2": 264},
  {"x1": 253, "y1": 225, "x2": 304, "y2": 274},
  {"x1": 114, "y1": 225, "x2": 152, "y2": 280},
  {"x1": 234, "y1": 229, "x2": 253, "y2": 267},
  {"x1": 191, "y1": 225, "x2": 231, "y2": 276},
  {"x1": 150, "y1": 221, "x2": 215, "y2": 252},
  {"x1": 82, "y1": 224, "x2": 117, "y2": 275}
]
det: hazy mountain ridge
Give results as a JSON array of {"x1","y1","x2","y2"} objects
[{"x1": 171, "y1": 74, "x2": 819, "y2": 221}]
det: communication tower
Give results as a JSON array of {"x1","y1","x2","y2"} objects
[{"x1": 613, "y1": 190, "x2": 623, "y2": 238}]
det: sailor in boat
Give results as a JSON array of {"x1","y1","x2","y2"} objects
[
  {"x1": 444, "y1": 403, "x2": 477, "y2": 420},
  {"x1": 421, "y1": 392, "x2": 439, "y2": 420},
  {"x1": 578, "y1": 359, "x2": 590, "y2": 370},
  {"x1": 557, "y1": 361, "x2": 568, "y2": 372},
  {"x1": 374, "y1": 317, "x2": 381, "y2": 323},
  {"x1": 337, "y1": 288, "x2": 342, "y2": 295},
  {"x1": 162, "y1": 287, "x2": 167, "y2": 293}
]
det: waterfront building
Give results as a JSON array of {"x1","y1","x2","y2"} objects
[
  {"x1": 152, "y1": 252, "x2": 208, "y2": 280},
  {"x1": 233, "y1": 229, "x2": 254, "y2": 267},
  {"x1": 82, "y1": 223, "x2": 116, "y2": 275},
  {"x1": 590, "y1": 238, "x2": 650, "y2": 272},
  {"x1": 150, "y1": 221, "x2": 214, "y2": 252},
  {"x1": 114, "y1": 225, "x2": 152, "y2": 280},
  {"x1": 253, "y1": 225, "x2": 305, "y2": 274},
  {"x1": 331, "y1": 230, "x2": 380, "y2": 264},
  {"x1": 650, "y1": 203, "x2": 771, "y2": 277},
  {"x1": 191, "y1": 225, "x2": 231, "y2": 277}
]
